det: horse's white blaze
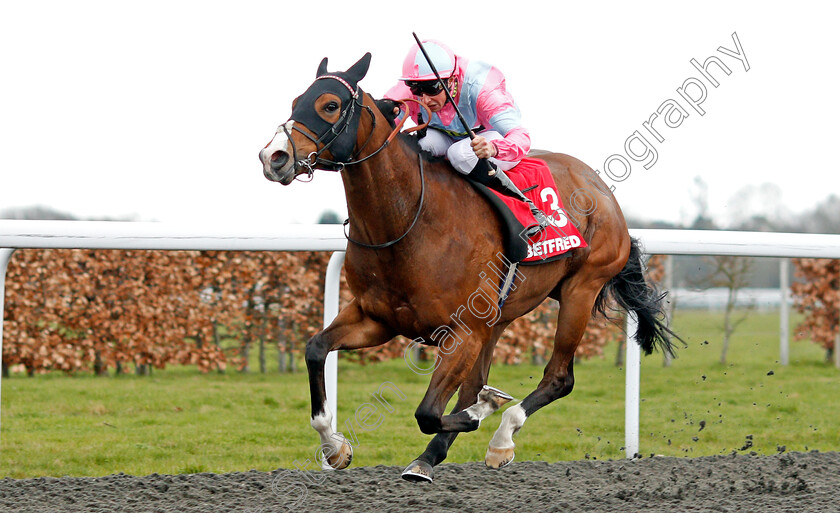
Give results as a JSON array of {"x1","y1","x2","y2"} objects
[
  {"x1": 260, "y1": 121, "x2": 295, "y2": 178},
  {"x1": 488, "y1": 403, "x2": 526, "y2": 449}
]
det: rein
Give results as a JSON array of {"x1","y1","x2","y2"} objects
[
  {"x1": 288, "y1": 95, "x2": 425, "y2": 175},
  {"x1": 284, "y1": 84, "x2": 431, "y2": 249},
  {"x1": 339, "y1": 98, "x2": 430, "y2": 249},
  {"x1": 343, "y1": 153, "x2": 426, "y2": 249}
]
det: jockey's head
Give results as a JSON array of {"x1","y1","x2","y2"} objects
[{"x1": 400, "y1": 40, "x2": 458, "y2": 112}]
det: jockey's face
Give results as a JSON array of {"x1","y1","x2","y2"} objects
[
  {"x1": 419, "y1": 89, "x2": 447, "y2": 112},
  {"x1": 412, "y1": 77, "x2": 455, "y2": 113}
]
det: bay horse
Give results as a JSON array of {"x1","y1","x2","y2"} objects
[{"x1": 259, "y1": 53, "x2": 677, "y2": 482}]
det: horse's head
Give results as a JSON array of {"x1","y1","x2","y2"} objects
[{"x1": 259, "y1": 53, "x2": 372, "y2": 185}]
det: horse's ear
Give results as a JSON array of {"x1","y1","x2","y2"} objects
[
  {"x1": 346, "y1": 52, "x2": 372, "y2": 83},
  {"x1": 317, "y1": 57, "x2": 329, "y2": 77}
]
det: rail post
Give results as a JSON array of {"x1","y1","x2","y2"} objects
[
  {"x1": 779, "y1": 258, "x2": 790, "y2": 366},
  {"x1": 0, "y1": 248, "x2": 16, "y2": 435},
  {"x1": 625, "y1": 311, "x2": 640, "y2": 459},
  {"x1": 323, "y1": 251, "x2": 346, "y2": 432}
]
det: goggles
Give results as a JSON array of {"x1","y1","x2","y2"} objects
[{"x1": 406, "y1": 80, "x2": 445, "y2": 97}]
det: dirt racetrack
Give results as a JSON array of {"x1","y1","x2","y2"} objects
[{"x1": 1, "y1": 451, "x2": 838, "y2": 512}]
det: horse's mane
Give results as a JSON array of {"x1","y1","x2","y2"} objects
[{"x1": 372, "y1": 97, "x2": 400, "y2": 127}]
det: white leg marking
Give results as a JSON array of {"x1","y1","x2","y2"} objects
[
  {"x1": 464, "y1": 400, "x2": 496, "y2": 425},
  {"x1": 465, "y1": 385, "x2": 513, "y2": 425},
  {"x1": 310, "y1": 407, "x2": 344, "y2": 470},
  {"x1": 310, "y1": 408, "x2": 335, "y2": 444},
  {"x1": 489, "y1": 403, "x2": 527, "y2": 449}
]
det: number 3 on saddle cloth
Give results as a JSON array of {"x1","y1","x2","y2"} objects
[{"x1": 466, "y1": 157, "x2": 588, "y2": 265}]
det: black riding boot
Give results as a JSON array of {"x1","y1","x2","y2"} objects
[{"x1": 477, "y1": 163, "x2": 552, "y2": 235}]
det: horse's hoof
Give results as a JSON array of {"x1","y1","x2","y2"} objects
[
  {"x1": 323, "y1": 436, "x2": 353, "y2": 470},
  {"x1": 479, "y1": 385, "x2": 514, "y2": 410},
  {"x1": 401, "y1": 459, "x2": 434, "y2": 482},
  {"x1": 485, "y1": 445, "x2": 515, "y2": 469}
]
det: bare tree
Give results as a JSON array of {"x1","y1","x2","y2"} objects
[{"x1": 707, "y1": 255, "x2": 754, "y2": 364}]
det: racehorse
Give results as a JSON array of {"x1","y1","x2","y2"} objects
[{"x1": 259, "y1": 53, "x2": 678, "y2": 482}]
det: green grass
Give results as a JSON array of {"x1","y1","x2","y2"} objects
[{"x1": 2, "y1": 310, "x2": 838, "y2": 478}]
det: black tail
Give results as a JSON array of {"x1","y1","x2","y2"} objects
[{"x1": 595, "y1": 237, "x2": 684, "y2": 356}]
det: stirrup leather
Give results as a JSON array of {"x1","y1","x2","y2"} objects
[{"x1": 481, "y1": 162, "x2": 552, "y2": 235}]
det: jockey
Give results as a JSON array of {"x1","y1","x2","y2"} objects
[{"x1": 385, "y1": 39, "x2": 551, "y2": 231}]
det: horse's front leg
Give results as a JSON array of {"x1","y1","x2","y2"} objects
[{"x1": 306, "y1": 299, "x2": 395, "y2": 470}]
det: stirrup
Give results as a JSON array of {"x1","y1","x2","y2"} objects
[
  {"x1": 475, "y1": 160, "x2": 552, "y2": 237},
  {"x1": 523, "y1": 223, "x2": 542, "y2": 238},
  {"x1": 483, "y1": 165, "x2": 528, "y2": 203},
  {"x1": 526, "y1": 202, "x2": 553, "y2": 236}
]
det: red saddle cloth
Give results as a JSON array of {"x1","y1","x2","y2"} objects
[{"x1": 489, "y1": 157, "x2": 588, "y2": 263}]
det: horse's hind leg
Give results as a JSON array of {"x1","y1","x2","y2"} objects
[
  {"x1": 306, "y1": 299, "x2": 395, "y2": 470},
  {"x1": 485, "y1": 279, "x2": 606, "y2": 468},
  {"x1": 402, "y1": 324, "x2": 507, "y2": 482},
  {"x1": 412, "y1": 320, "x2": 516, "y2": 439}
]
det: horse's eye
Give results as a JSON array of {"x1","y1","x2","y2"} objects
[{"x1": 324, "y1": 101, "x2": 339, "y2": 113}]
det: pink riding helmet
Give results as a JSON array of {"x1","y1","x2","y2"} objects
[{"x1": 400, "y1": 39, "x2": 459, "y2": 81}]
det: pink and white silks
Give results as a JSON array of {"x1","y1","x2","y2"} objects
[{"x1": 385, "y1": 56, "x2": 531, "y2": 174}]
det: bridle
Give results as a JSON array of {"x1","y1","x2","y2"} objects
[
  {"x1": 282, "y1": 75, "x2": 372, "y2": 176},
  {"x1": 279, "y1": 74, "x2": 431, "y2": 249},
  {"x1": 283, "y1": 75, "x2": 422, "y2": 177}
]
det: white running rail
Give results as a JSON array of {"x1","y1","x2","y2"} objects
[{"x1": 1, "y1": 220, "x2": 839, "y2": 458}]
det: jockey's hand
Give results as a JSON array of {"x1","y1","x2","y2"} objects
[{"x1": 471, "y1": 136, "x2": 497, "y2": 160}]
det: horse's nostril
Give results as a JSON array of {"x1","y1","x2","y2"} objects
[{"x1": 270, "y1": 151, "x2": 289, "y2": 169}]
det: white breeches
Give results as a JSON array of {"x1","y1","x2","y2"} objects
[{"x1": 419, "y1": 130, "x2": 520, "y2": 174}]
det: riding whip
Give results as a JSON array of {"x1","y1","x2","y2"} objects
[
  {"x1": 411, "y1": 33, "x2": 496, "y2": 175},
  {"x1": 412, "y1": 33, "x2": 475, "y2": 140}
]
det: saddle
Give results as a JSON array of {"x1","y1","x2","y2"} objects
[{"x1": 465, "y1": 157, "x2": 588, "y2": 265}]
